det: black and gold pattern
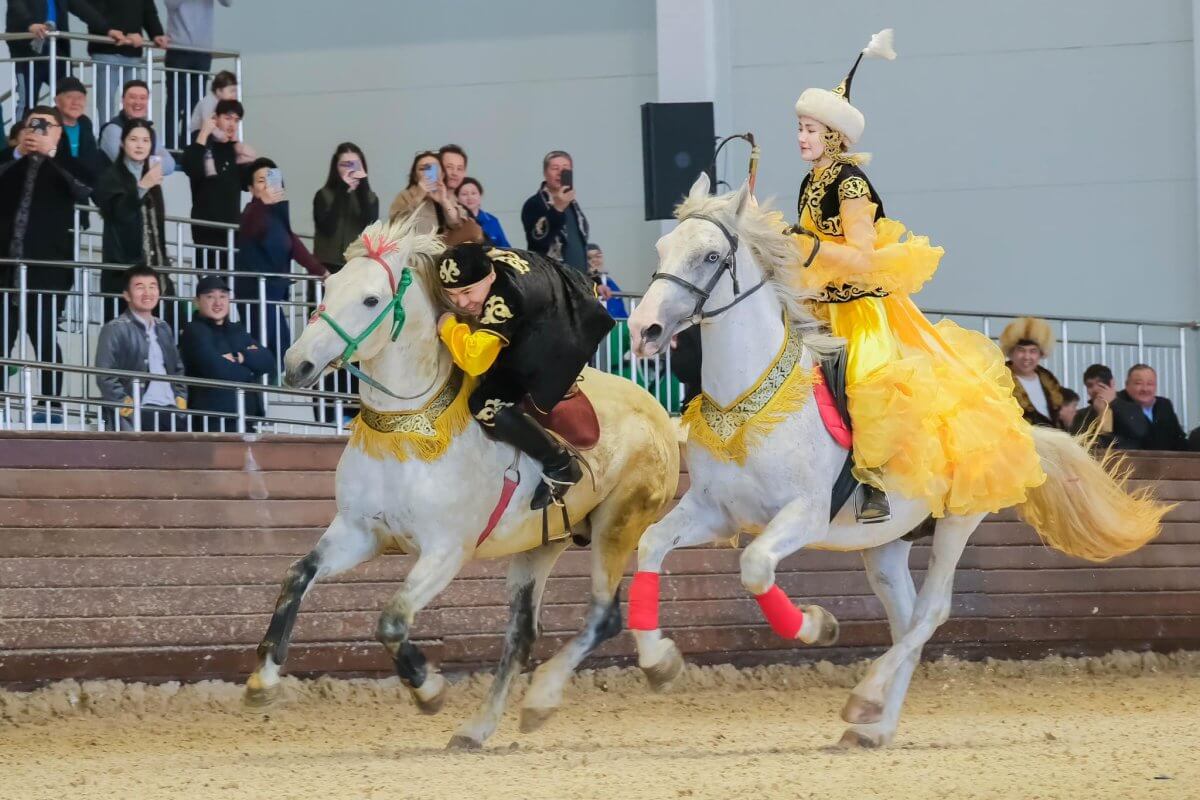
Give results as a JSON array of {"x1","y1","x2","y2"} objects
[
  {"x1": 480, "y1": 295, "x2": 514, "y2": 325},
  {"x1": 359, "y1": 371, "x2": 463, "y2": 437},
  {"x1": 797, "y1": 162, "x2": 885, "y2": 240},
  {"x1": 838, "y1": 176, "x2": 870, "y2": 202},
  {"x1": 817, "y1": 282, "x2": 889, "y2": 303},
  {"x1": 488, "y1": 248, "x2": 530, "y2": 275}
]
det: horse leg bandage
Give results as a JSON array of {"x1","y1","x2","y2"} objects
[
  {"x1": 628, "y1": 571, "x2": 661, "y2": 631},
  {"x1": 755, "y1": 585, "x2": 805, "y2": 639}
]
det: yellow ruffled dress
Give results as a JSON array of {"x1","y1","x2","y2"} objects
[{"x1": 791, "y1": 167, "x2": 1045, "y2": 517}]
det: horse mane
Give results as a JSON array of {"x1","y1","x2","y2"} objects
[{"x1": 343, "y1": 216, "x2": 449, "y2": 308}]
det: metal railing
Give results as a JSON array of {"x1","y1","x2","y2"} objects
[{"x1": 1, "y1": 31, "x2": 241, "y2": 151}]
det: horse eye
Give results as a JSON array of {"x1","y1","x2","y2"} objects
[
  {"x1": 705, "y1": 251, "x2": 720, "y2": 263},
  {"x1": 364, "y1": 296, "x2": 379, "y2": 308}
]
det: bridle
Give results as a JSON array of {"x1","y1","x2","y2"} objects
[
  {"x1": 307, "y1": 233, "x2": 440, "y2": 401},
  {"x1": 647, "y1": 213, "x2": 766, "y2": 327}
]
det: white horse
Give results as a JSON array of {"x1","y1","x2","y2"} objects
[
  {"x1": 625, "y1": 174, "x2": 1166, "y2": 748},
  {"x1": 244, "y1": 216, "x2": 680, "y2": 749}
]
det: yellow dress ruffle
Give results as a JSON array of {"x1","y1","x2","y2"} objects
[{"x1": 789, "y1": 196, "x2": 1045, "y2": 517}]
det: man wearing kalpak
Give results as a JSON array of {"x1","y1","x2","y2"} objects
[{"x1": 435, "y1": 242, "x2": 614, "y2": 509}]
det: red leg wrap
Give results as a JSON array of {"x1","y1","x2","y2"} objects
[
  {"x1": 755, "y1": 585, "x2": 805, "y2": 639},
  {"x1": 628, "y1": 571, "x2": 661, "y2": 631}
]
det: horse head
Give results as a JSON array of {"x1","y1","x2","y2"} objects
[
  {"x1": 629, "y1": 173, "x2": 757, "y2": 358},
  {"x1": 283, "y1": 215, "x2": 444, "y2": 390}
]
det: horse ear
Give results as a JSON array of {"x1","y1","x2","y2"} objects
[
  {"x1": 688, "y1": 172, "x2": 712, "y2": 201},
  {"x1": 733, "y1": 179, "x2": 751, "y2": 217}
]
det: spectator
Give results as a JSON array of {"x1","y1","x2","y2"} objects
[
  {"x1": 179, "y1": 274, "x2": 273, "y2": 431},
  {"x1": 1072, "y1": 363, "x2": 1149, "y2": 449},
  {"x1": 1119, "y1": 364, "x2": 1187, "y2": 451},
  {"x1": 181, "y1": 98, "x2": 253, "y2": 270},
  {"x1": 237, "y1": 157, "x2": 327, "y2": 359},
  {"x1": 388, "y1": 150, "x2": 482, "y2": 245},
  {"x1": 455, "y1": 176, "x2": 509, "y2": 247},
  {"x1": 93, "y1": 118, "x2": 171, "y2": 321},
  {"x1": 438, "y1": 143, "x2": 468, "y2": 193},
  {"x1": 53, "y1": 77, "x2": 103, "y2": 179},
  {"x1": 94, "y1": 264, "x2": 188, "y2": 431},
  {"x1": 313, "y1": 142, "x2": 377, "y2": 273},
  {"x1": 586, "y1": 243, "x2": 626, "y2": 319},
  {"x1": 6, "y1": 0, "x2": 120, "y2": 121},
  {"x1": 97, "y1": 80, "x2": 176, "y2": 174},
  {"x1": 187, "y1": 69, "x2": 237, "y2": 140},
  {"x1": 1000, "y1": 317, "x2": 1064, "y2": 427},
  {"x1": 521, "y1": 149, "x2": 589, "y2": 272},
  {"x1": 163, "y1": 0, "x2": 232, "y2": 149},
  {"x1": 86, "y1": 0, "x2": 167, "y2": 120},
  {"x1": 0, "y1": 106, "x2": 92, "y2": 405}
]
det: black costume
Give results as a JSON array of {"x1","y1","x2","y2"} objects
[{"x1": 437, "y1": 243, "x2": 613, "y2": 508}]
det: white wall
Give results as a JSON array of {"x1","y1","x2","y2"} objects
[
  {"x1": 213, "y1": 0, "x2": 660, "y2": 290},
  {"x1": 728, "y1": 0, "x2": 1199, "y2": 322}
]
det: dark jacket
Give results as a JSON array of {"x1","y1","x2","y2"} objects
[
  {"x1": 179, "y1": 314, "x2": 274, "y2": 417},
  {"x1": 6, "y1": 0, "x2": 108, "y2": 58},
  {"x1": 93, "y1": 157, "x2": 169, "y2": 292},
  {"x1": 94, "y1": 310, "x2": 186, "y2": 403},
  {"x1": 181, "y1": 139, "x2": 246, "y2": 230},
  {"x1": 313, "y1": 180, "x2": 379, "y2": 269},
  {"x1": 0, "y1": 151, "x2": 93, "y2": 289},
  {"x1": 1071, "y1": 394, "x2": 1150, "y2": 450},
  {"x1": 236, "y1": 199, "x2": 325, "y2": 294},
  {"x1": 521, "y1": 183, "x2": 589, "y2": 268},
  {"x1": 63, "y1": 115, "x2": 105, "y2": 181},
  {"x1": 1115, "y1": 390, "x2": 1187, "y2": 451},
  {"x1": 86, "y1": 0, "x2": 163, "y2": 59}
]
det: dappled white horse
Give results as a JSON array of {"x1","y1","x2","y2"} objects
[
  {"x1": 625, "y1": 175, "x2": 1166, "y2": 748},
  {"x1": 244, "y1": 216, "x2": 679, "y2": 749}
]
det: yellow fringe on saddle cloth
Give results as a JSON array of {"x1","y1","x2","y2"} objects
[
  {"x1": 349, "y1": 371, "x2": 475, "y2": 462},
  {"x1": 682, "y1": 325, "x2": 815, "y2": 465}
]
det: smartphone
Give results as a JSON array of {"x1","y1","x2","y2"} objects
[
  {"x1": 266, "y1": 167, "x2": 283, "y2": 190},
  {"x1": 342, "y1": 159, "x2": 361, "y2": 173},
  {"x1": 148, "y1": 155, "x2": 162, "y2": 169},
  {"x1": 560, "y1": 168, "x2": 573, "y2": 190},
  {"x1": 421, "y1": 162, "x2": 439, "y2": 183}
]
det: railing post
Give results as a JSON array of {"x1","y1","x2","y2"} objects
[
  {"x1": 131, "y1": 380, "x2": 142, "y2": 432},
  {"x1": 226, "y1": 228, "x2": 236, "y2": 273},
  {"x1": 1099, "y1": 322, "x2": 1107, "y2": 366},
  {"x1": 145, "y1": 44, "x2": 155, "y2": 122},
  {"x1": 22, "y1": 367, "x2": 34, "y2": 430},
  {"x1": 1180, "y1": 326, "x2": 1190, "y2": 431},
  {"x1": 17, "y1": 263, "x2": 28, "y2": 360},
  {"x1": 236, "y1": 388, "x2": 247, "y2": 433},
  {"x1": 80, "y1": 270, "x2": 90, "y2": 384},
  {"x1": 1137, "y1": 325, "x2": 1145, "y2": 363},
  {"x1": 257, "y1": 276, "x2": 268, "y2": 349},
  {"x1": 48, "y1": 35, "x2": 58, "y2": 98},
  {"x1": 235, "y1": 56, "x2": 244, "y2": 141},
  {"x1": 1060, "y1": 320, "x2": 1070, "y2": 386},
  {"x1": 335, "y1": 398, "x2": 344, "y2": 434}
]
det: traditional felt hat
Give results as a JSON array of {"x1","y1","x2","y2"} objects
[
  {"x1": 794, "y1": 29, "x2": 896, "y2": 145},
  {"x1": 437, "y1": 242, "x2": 494, "y2": 289},
  {"x1": 1000, "y1": 317, "x2": 1055, "y2": 356}
]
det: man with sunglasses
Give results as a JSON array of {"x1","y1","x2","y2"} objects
[{"x1": 0, "y1": 106, "x2": 94, "y2": 407}]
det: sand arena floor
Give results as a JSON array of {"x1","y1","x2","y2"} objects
[{"x1": 1, "y1": 652, "x2": 1198, "y2": 800}]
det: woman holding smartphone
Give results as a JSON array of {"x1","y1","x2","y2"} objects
[
  {"x1": 93, "y1": 118, "x2": 173, "y2": 322},
  {"x1": 387, "y1": 150, "x2": 482, "y2": 245}
]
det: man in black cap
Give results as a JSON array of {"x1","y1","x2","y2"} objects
[
  {"x1": 436, "y1": 242, "x2": 614, "y2": 509},
  {"x1": 53, "y1": 76, "x2": 103, "y2": 179},
  {"x1": 179, "y1": 274, "x2": 274, "y2": 431}
]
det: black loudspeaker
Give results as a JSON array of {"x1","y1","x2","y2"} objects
[{"x1": 641, "y1": 101, "x2": 715, "y2": 221}]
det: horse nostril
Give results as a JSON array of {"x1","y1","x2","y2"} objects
[
  {"x1": 298, "y1": 360, "x2": 314, "y2": 376},
  {"x1": 643, "y1": 323, "x2": 663, "y2": 343}
]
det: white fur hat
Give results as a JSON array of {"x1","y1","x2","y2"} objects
[{"x1": 794, "y1": 29, "x2": 896, "y2": 145}]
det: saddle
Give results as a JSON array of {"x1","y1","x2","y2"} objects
[{"x1": 522, "y1": 386, "x2": 600, "y2": 451}]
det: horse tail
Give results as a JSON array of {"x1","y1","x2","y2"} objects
[{"x1": 1017, "y1": 426, "x2": 1171, "y2": 562}]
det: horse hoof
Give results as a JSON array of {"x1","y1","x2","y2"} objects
[
  {"x1": 841, "y1": 693, "x2": 885, "y2": 725},
  {"x1": 412, "y1": 674, "x2": 448, "y2": 715},
  {"x1": 446, "y1": 734, "x2": 482, "y2": 751},
  {"x1": 801, "y1": 605, "x2": 840, "y2": 646},
  {"x1": 243, "y1": 679, "x2": 283, "y2": 709},
  {"x1": 837, "y1": 729, "x2": 883, "y2": 749},
  {"x1": 642, "y1": 640, "x2": 684, "y2": 692},
  {"x1": 519, "y1": 706, "x2": 557, "y2": 733}
]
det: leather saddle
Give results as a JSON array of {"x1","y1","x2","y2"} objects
[{"x1": 522, "y1": 386, "x2": 600, "y2": 451}]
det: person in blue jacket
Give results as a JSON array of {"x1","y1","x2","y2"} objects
[
  {"x1": 179, "y1": 274, "x2": 274, "y2": 431},
  {"x1": 456, "y1": 177, "x2": 510, "y2": 247}
]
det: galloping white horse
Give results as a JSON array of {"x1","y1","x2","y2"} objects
[
  {"x1": 625, "y1": 174, "x2": 1166, "y2": 748},
  {"x1": 244, "y1": 216, "x2": 679, "y2": 749}
]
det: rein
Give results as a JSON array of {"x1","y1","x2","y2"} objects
[
  {"x1": 309, "y1": 235, "x2": 440, "y2": 401},
  {"x1": 648, "y1": 213, "x2": 766, "y2": 327}
]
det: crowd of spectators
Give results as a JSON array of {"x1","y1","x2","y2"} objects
[{"x1": 1001, "y1": 317, "x2": 1194, "y2": 452}]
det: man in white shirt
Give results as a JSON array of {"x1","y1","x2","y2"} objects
[
  {"x1": 1001, "y1": 316, "x2": 1066, "y2": 428},
  {"x1": 95, "y1": 265, "x2": 189, "y2": 431}
]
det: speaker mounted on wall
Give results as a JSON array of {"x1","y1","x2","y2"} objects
[{"x1": 641, "y1": 101, "x2": 716, "y2": 221}]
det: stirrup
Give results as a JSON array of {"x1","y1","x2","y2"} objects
[
  {"x1": 855, "y1": 484, "x2": 891, "y2": 524},
  {"x1": 530, "y1": 461, "x2": 582, "y2": 511}
]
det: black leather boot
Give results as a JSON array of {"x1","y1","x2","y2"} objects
[
  {"x1": 488, "y1": 406, "x2": 582, "y2": 510},
  {"x1": 857, "y1": 484, "x2": 891, "y2": 523}
]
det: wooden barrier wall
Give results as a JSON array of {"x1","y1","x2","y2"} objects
[{"x1": 1, "y1": 432, "x2": 1198, "y2": 686}]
